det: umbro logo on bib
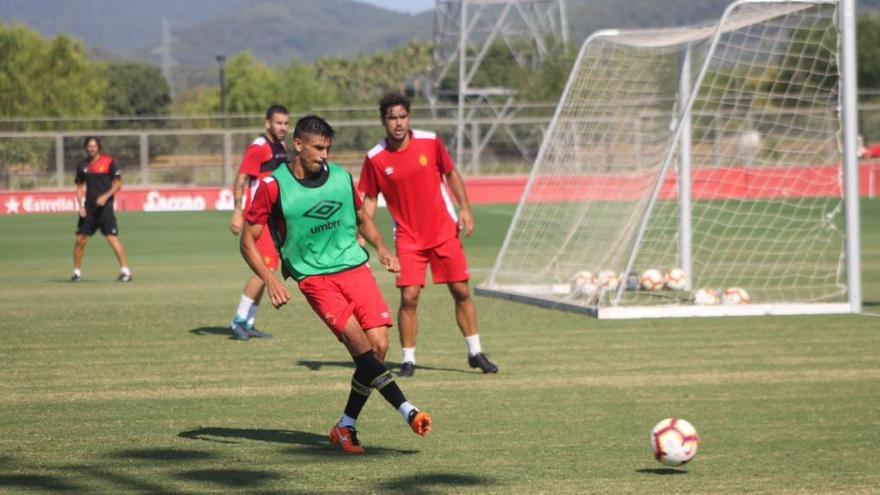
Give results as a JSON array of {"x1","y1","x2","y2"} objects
[{"x1": 303, "y1": 200, "x2": 342, "y2": 220}]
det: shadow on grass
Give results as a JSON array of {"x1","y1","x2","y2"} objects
[
  {"x1": 189, "y1": 326, "x2": 237, "y2": 339},
  {"x1": 296, "y1": 359, "x2": 471, "y2": 375},
  {"x1": 63, "y1": 464, "x2": 186, "y2": 494},
  {"x1": 106, "y1": 448, "x2": 216, "y2": 462},
  {"x1": 174, "y1": 469, "x2": 281, "y2": 488},
  {"x1": 636, "y1": 467, "x2": 689, "y2": 475},
  {"x1": 0, "y1": 474, "x2": 82, "y2": 492},
  {"x1": 377, "y1": 473, "x2": 495, "y2": 494},
  {"x1": 179, "y1": 427, "x2": 418, "y2": 456}
]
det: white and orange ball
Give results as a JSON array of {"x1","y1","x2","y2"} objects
[
  {"x1": 693, "y1": 288, "x2": 720, "y2": 305},
  {"x1": 571, "y1": 271, "x2": 599, "y2": 300},
  {"x1": 664, "y1": 268, "x2": 688, "y2": 291},
  {"x1": 722, "y1": 287, "x2": 750, "y2": 305},
  {"x1": 650, "y1": 418, "x2": 699, "y2": 466},
  {"x1": 639, "y1": 269, "x2": 665, "y2": 291},
  {"x1": 571, "y1": 271, "x2": 594, "y2": 292},
  {"x1": 597, "y1": 270, "x2": 620, "y2": 291}
]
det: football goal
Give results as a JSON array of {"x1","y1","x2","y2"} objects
[{"x1": 477, "y1": 0, "x2": 862, "y2": 318}]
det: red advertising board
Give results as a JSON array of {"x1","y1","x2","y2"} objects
[{"x1": 2, "y1": 163, "x2": 878, "y2": 216}]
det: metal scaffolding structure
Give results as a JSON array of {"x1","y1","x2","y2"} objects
[{"x1": 430, "y1": 0, "x2": 568, "y2": 172}]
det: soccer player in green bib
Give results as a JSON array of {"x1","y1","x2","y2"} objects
[{"x1": 240, "y1": 115, "x2": 431, "y2": 454}]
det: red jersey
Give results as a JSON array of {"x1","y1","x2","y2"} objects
[
  {"x1": 358, "y1": 130, "x2": 458, "y2": 250},
  {"x1": 238, "y1": 135, "x2": 288, "y2": 211}
]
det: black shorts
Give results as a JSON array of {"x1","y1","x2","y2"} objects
[{"x1": 76, "y1": 206, "x2": 119, "y2": 236}]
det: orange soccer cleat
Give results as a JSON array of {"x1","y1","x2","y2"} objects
[
  {"x1": 329, "y1": 424, "x2": 365, "y2": 454},
  {"x1": 408, "y1": 410, "x2": 432, "y2": 436}
]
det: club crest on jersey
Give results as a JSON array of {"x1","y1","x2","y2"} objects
[
  {"x1": 384, "y1": 167, "x2": 394, "y2": 175},
  {"x1": 418, "y1": 154, "x2": 428, "y2": 167}
]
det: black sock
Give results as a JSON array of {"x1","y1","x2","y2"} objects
[
  {"x1": 343, "y1": 368, "x2": 372, "y2": 420},
  {"x1": 353, "y1": 351, "x2": 407, "y2": 409}
]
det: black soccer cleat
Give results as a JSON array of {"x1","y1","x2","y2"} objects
[
  {"x1": 245, "y1": 324, "x2": 272, "y2": 339},
  {"x1": 117, "y1": 273, "x2": 132, "y2": 283},
  {"x1": 229, "y1": 317, "x2": 250, "y2": 341},
  {"x1": 70, "y1": 273, "x2": 81, "y2": 283},
  {"x1": 468, "y1": 353, "x2": 498, "y2": 374},
  {"x1": 398, "y1": 361, "x2": 415, "y2": 377}
]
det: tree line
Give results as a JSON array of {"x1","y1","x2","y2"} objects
[{"x1": 2, "y1": 16, "x2": 880, "y2": 125}]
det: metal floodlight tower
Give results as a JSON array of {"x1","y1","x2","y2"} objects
[{"x1": 431, "y1": 0, "x2": 568, "y2": 172}]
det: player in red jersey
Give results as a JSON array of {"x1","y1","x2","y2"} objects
[
  {"x1": 227, "y1": 105, "x2": 289, "y2": 340},
  {"x1": 358, "y1": 92, "x2": 498, "y2": 377},
  {"x1": 71, "y1": 137, "x2": 132, "y2": 283}
]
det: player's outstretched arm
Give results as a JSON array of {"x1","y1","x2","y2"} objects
[
  {"x1": 240, "y1": 221, "x2": 291, "y2": 308},
  {"x1": 356, "y1": 206, "x2": 399, "y2": 273}
]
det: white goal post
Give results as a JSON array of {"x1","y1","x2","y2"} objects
[{"x1": 477, "y1": 0, "x2": 861, "y2": 318}]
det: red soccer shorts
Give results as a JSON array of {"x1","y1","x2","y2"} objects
[
  {"x1": 298, "y1": 264, "x2": 393, "y2": 339},
  {"x1": 396, "y1": 235, "x2": 470, "y2": 288},
  {"x1": 256, "y1": 226, "x2": 280, "y2": 271}
]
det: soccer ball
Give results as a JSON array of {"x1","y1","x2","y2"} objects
[
  {"x1": 664, "y1": 268, "x2": 688, "y2": 291},
  {"x1": 579, "y1": 280, "x2": 601, "y2": 301},
  {"x1": 597, "y1": 270, "x2": 620, "y2": 291},
  {"x1": 570, "y1": 271, "x2": 594, "y2": 294},
  {"x1": 639, "y1": 269, "x2": 664, "y2": 291},
  {"x1": 693, "y1": 288, "x2": 720, "y2": 305},
  {"x1": 722, "y1": 287, "x2": 750, "y2": 305},
  {"x1": 571, "y1": 271, "x2": 599, "y2": 301},
  {"x1": 650, "y1": 418, "x2": 699, "y2": 466}
]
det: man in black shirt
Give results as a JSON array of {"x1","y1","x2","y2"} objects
[{"x1": 71, "y1": 137, "x2": 132, "y2": 282}]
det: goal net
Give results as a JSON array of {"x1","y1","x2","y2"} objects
[{"x1": 477, "y1": 0, "x2": 854, "y2": 318}]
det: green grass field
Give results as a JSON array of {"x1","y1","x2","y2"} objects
[{"x1": 1, "y1": 201, "x2": 879, "y2": 494}]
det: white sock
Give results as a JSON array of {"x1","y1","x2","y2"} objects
[
  {"x1": 338, "y1": 414, "x2": 356, "y2": 429},
  {"x1": 120, "y1": 266, "x2": 131, "y2": 276},
  {"x1": 246, "y1": 303, "x2": 259, "y2": 327},
  {"x1": 465, "y1": 334, "x2": 482, "y2": 357},
  {"x1": 73, "y1": 268, "x2": 81, "y2": 276},
  {"x1": 398, "y1": 402, "x2": 417, "y2": 423},
  {"x1": 236, "y1": 294, "x2": 254, "y2": 321},
  {"x1": 401, "y1": 347, "x2": 416, "y2": 365}
]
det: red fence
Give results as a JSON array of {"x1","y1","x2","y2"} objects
[{"x1": 2, "y1": 163, "x2": 879, "y2": 215}]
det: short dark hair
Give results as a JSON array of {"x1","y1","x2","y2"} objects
[
  {"x1": 293, "y1": 115, "x2": 335, "y2": 140},
  {"x1": 265, "y1": 104, "x2": 289, "y2": 120},
  {"x1": 379, "y1": 92, "x2": 410, "y2": 118},
  {"x1": 83, "y1": 136, "x2": 101, "y2": 150}
]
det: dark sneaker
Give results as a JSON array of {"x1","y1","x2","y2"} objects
[
  {"x1": 245, "y1": 324, "x2": 272, "y2": 339},
  {"x1": 329, "y1": 424, "x2": 365, "y2": 454},
  {"x1": 398, "y1": 361, "x2": 415, "y2": 377},
  {"x1": 229, "y1": 317, "x2": 250, "y2": 341},
  {"x1": 117, "y1": 273, "x2": 132, "y2": 283},
  {"x1": 407, "y1": 409, "x2": 432, "y2": 436},
  {"x1": 468, "y1": 353, "x2": 498, "y2": 374},
  {"x1": 70, "y1": 273, "x2": 81, "y2": 283}
]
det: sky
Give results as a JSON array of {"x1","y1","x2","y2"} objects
[{"x1": 357, "y1": 0, "x2": 435, "y2": 14}]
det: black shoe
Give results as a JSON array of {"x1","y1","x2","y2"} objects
[
  {"x1": 468, "y1": 353, "x2": 498, "y2": 374},
  {"x1": 117, "y1": 273, "x2": 132, "y2": 283},
  {"x1": 229, "y1": 317, "x2": 250, "y2": 341},
  {"x1": 70, "y1": 273, "x2": 81, "y2": 283},
  {"x1": 245, "y1": 324, "x2": 272, "y2": 339},
  {"x1": 398, "y1": 361, "x2": 415, "y2": 377}
]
